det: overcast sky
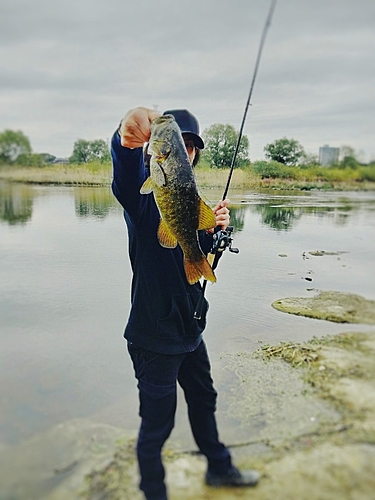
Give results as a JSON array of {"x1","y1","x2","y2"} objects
[{"x1": 1, "y1": 0, "x2": 374, "y2": 161}]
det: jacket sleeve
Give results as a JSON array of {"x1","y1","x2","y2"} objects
[{"x1": 111, "y1": 130, "x2": 148, "y2": 220}]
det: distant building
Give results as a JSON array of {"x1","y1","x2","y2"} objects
[
  {"x1": 53, "y1": 157, "x2": 69, "y2": 165},
  {"x1": 319, "y1": 145, "x2": 340, "y2": 166}
]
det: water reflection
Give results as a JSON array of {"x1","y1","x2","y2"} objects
[
  {"x1": 0, "y1": 182, "x2": 366, "y2": 233},
  {"x1": 227, "y1": 205, "x2": 246, "y2": 232},
  {"x1": 74, "y1": 187, "x2": 117, "y2": 219},
  {"x1": 254, "y1": 205, "x2": 303, "y2": 231},
  {"x1": 252, "y1": 205, "x2": 352, "y2": 231},
  {"x1": 0, "y1": 182, "x2": 34, "y2": 225}
]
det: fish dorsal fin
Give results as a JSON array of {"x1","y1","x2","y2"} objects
[
  {"x1": 158, "y1": 219, "x2": 178, "y2": 248},
  {"x1": 197, "y1": 198, "x2": 216, "y2": 231},
  {"x1": 140, "y1": 177, "x2": 155, "y2": 194}
]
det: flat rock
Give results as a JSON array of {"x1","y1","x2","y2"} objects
[{"x1": 272, "y1": 291, "x2": 375, "y2": 324}]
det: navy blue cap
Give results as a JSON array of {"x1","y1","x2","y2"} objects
[{"x1": 163, "y1": 109, "x2": 204, "y2": 149}]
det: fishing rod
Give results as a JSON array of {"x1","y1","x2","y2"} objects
[{"x1": 194, "y1": 0, "x2": 277, "y2": 320}]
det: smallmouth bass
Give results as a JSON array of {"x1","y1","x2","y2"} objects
[{"x1": 140, "y1": 115, "x2": 216, "y2": 285}]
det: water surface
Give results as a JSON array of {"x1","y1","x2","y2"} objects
[{"x1": 1, "y1": 181, "x2": 375, "y2": 450}]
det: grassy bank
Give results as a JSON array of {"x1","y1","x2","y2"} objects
[
  {"x1": 0, "y1": 162, "x2": 112, "y2": 186},
  {"x1": 1, "y1": 161, "x2": 375, "y2": 191}
]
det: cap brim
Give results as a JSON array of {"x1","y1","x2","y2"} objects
[{"x1": 181, "y1": 132, "x2": 204, "y2": 150}]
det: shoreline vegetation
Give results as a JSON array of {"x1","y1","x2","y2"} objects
[{"x1": 1, "y1": 161, "x2": 375, "y2": 191}]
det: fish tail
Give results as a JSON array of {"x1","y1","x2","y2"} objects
[{"x1": 184, "y1": 256, "x2": 217, "y2": 285}]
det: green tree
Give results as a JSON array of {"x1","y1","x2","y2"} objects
[
  {"x1": 70, "y1": 139, "x2": 91, "y2": 163},
  {"x1": 89, "y1": 139, "x2": 111, "y2": 163},
  {"x1": 340, "y1": 145, "x2": 356, "y2": 160},
  {"x1": 202, "y1": 124, "x2": 249, "y2": 169},
  {"x1": 0, "y1": 129, "x2": 32, "y2": 164},
  {"x1": 340, "y1": 156, "x2": 359, "y2": 170},
  {"x1": 17, "y1": 153, "x2": 44, "y2": 167},
  {"x1": 40, "y1": 153, "x2": 57, "y2": 164},
  {"x1": 264, "y1": 137, "x2": 305, "y2": 165},
  {"x1": 69, "y1": 139, "x2": 110, "y2": 163},
  {"x1": 339, "y1": 145, "x2": 361, "y2": 169},
  {"x1": 17, "y1": 152, "x2": 56, "y2": 167},
  {"x1": 253, "y1": 160, "x2": 290, "y2": 179},
  {"x1": 301, "y1": 153, "x2": 319, "y2": 166}
]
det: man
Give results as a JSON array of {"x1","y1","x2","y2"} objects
[{"x1": 111, "y1": 107, "x2": 259, "y2": 500}]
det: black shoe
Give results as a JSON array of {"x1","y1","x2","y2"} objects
[{"x1": 205, "y1": 466, "x2": 260, "y2": 487}]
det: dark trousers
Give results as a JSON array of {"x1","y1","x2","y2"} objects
[{"x1": 128, "y1": 340, "x2": 232, "y2": 500}]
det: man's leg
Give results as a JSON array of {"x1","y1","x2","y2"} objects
[
  {"x1": 177, "y1": 340, "x2": 232, "y2": 474},
  {"x1": 178, "y1": 340, "x2": 259, "y2": 487},
  {"x1": 128, "y1": 343, "x2": 185, "y2": 500}
]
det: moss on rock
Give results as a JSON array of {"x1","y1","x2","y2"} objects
[{"x1": 272, "y1": 291, "x2": 375, "y2": 324}]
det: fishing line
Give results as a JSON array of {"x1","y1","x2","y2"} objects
[
  {"x1": 194, "y1": 0, "x2": 277, "y2": 319},
  {"x1": 223, "y1": 0, "x2": 277, "y2": 200}
]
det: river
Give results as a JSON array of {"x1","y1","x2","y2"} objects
[{"x1": 1, "y1": 181, "x2": 375, "y2": 457}]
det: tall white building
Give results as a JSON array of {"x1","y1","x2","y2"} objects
[{"x1": 319, "y1": 144, "x2": 340, "y2": 166}]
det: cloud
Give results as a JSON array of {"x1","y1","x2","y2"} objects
[{"x1": 1, "y1": 0, "x2": 374, "y2": 160}]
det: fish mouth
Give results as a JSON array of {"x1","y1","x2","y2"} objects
[{"x1": 152, "y1": 115, "x2": 174, "y2": 125}]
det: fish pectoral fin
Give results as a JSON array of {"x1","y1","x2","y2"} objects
[
  {"x1": 140, "y1": 177, "x2": 155, "y2": 194},
  {"x1": 158, "y1": 219, "x2": 178, "y2": 248},
  {"x1": 197, "y1": 198, "x2": 216, "y2": 231},
  {"x1": 184, "y1": 256, "x2": 217, "y2": 285}
]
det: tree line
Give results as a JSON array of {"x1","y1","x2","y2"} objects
[
  {"x1": 0, "y1": 130, "x2": 110, "y2": 166},
  {"x1": 0, "y1": 127, "x2": 373, "y2": 171}
]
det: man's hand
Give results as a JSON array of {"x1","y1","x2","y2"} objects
[
  {"x1": 119, "y1": 107, "x2": 161, "y2": 149},
  {"x1": 207, "y1": 199, "x2": 230, "y2": 233}
]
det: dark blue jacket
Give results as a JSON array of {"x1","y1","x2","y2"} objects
[{"x1": 111, "y1": 131, "x2": 214, "y2": 354}]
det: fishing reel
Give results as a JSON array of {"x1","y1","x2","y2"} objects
[{"x1": 211, "y1": 226, "x2": 239, "y2": 256}]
